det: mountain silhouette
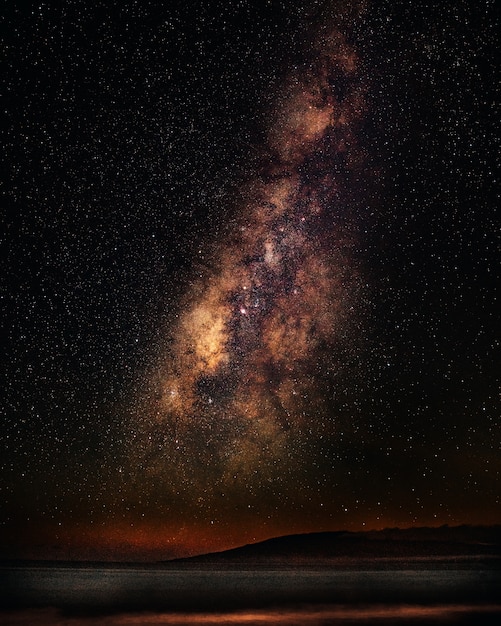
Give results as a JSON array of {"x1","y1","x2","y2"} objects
[{"x1": 166, "y1": 525, "x2": 501, "y2": 567}]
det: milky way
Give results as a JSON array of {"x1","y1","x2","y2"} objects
[{"x1": 127, "y1": 22, "x2": 371, "y2": 521}]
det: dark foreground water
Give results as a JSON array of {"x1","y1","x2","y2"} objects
[{"x1": 1, "y1": 566, "x2": 500, "y2": 625}]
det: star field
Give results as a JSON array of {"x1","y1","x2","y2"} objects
[{"x1": 1, "y1": 0, "x2": 499, "y2": 560}]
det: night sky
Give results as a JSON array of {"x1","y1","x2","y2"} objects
[{"x1": 2, "y1": 0, "x2": 499, "y2": 561}]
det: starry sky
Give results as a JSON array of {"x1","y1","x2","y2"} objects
[{"x1": 2, "y1": 0, "x2": 499, "y2": 561}]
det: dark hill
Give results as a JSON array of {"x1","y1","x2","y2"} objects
[{"x1": 166, "y1": 525, "x2": 501, "y2": 568}]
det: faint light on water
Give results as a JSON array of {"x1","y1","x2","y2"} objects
[{"x1": 4, "y1": 605, "x2": 501, "y2": 625}]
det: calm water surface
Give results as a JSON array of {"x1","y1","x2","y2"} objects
[{"x1": 1, "y1": 567, "x2": 499, "y2": 625}]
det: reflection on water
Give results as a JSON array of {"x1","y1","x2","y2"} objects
[
  {"x1": 1, "y1": 567, "x2": 500, "y2": 625},
  {"x1": 2, "y1": 604, "x2": 501, "y2": 625}
]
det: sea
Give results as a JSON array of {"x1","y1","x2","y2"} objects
[{"x1": 1, "y1": 565, "x2": 500, "y2": 625}]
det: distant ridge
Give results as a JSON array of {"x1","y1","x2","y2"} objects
[{"x1": 166, "y1": 525, "x2": 501, "y2": 567}]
